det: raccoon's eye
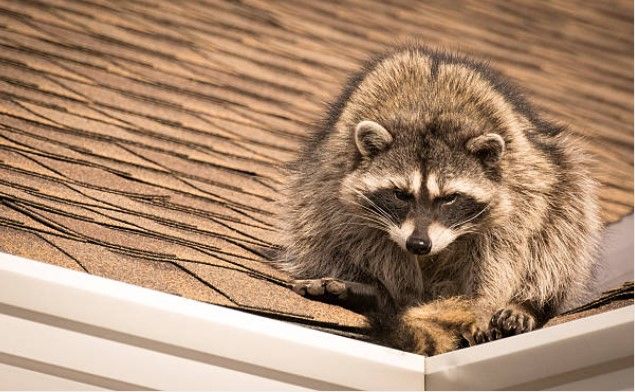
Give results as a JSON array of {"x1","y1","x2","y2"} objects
[
  {"x1": 438, "y1": 193, "x2": 459, "y2": 206},
  {"x1": 393, "y1": 189, "x2": 413, "y2": 201}
]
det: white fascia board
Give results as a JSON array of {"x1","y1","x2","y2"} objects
[
  {"x1": 0, "y1": 362, "x2": 104, "y2": 391},
  {"x1": 0, "y1": 251, "x2": 425, "y2": 390},
  {"x1": 425, "y1": 305, "x2": 634, "y2": 390},
  {"x1": 1, "y1": 249, "x2": 633, "y2": 390}
]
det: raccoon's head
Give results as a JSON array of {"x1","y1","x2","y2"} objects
[{"x1": 340, "y1": 118, "x2": 511, "y2": 256}]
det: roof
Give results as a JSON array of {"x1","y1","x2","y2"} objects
[
  {"x1": 545, "y1": 281, "x2": 634, "y2": 327},
  {"x1": 0, "y1": 0, "x2": 632, "y2": 338}
]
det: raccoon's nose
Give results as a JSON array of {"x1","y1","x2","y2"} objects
[{"x1": 406, "y1": 237, "x2": 431, "y2": 255}]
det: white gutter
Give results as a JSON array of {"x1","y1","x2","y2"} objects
[
  {"x1": 0, "y1": 251, "x2": 425, "y2": 390},
  {"x1": 0, "y1": 249, "x2": 632, "y2": 390},
  {"x1": 426, "y1": 305, "x2": 633, "y2": 390}
]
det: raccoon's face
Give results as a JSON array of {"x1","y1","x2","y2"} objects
[{"x1": 340, "y1": 119, "x2": 509, "y2": 256}]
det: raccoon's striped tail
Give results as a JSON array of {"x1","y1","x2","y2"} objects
[{"x1": 373, "y1": 297, "x2": 481, "y2": 356}]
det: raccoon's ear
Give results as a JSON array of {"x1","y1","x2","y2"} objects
[
  {"x1": 466, "y1": 133, "x2": 505, "y2": 167},
  {"x1": 354, "y1": 120, "x2": 393, "y2": 157}
]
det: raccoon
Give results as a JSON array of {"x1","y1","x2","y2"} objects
[{"x1": 274, "y1": 44, "x2": 601, "y2": 356}]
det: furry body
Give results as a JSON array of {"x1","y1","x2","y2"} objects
[{"x1": 276, "y1": 44, "x2": 601, "y2": 355}]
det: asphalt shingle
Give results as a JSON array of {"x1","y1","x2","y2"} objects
[{"x1": 0, "y1": 0, "x2": 632, "y2": 337}]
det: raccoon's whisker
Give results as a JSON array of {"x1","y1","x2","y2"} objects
[
  {"x1": 342, "y1": 212, "x2": 391, "y2": 231},
  {"x1": 359, "y1": 210, "x2": 393, "y2": 227},
  {"x1": 341, "y1": 200, "x2": 387, "y2": 223},
  {"x1": 342, "y1": 210, "x2": 385, "y2": 224},
  {"x1": 332, "y1": 219, "x2": 386, "y2": 232},
  {"x1": 450, "y1": 204, "x2": 490, "y2": 230},
  {"x1": 352, "y1": 216, "x2": 388, "y2": 230},
  {"x1": 345, "y1": 185, "x2": 395, "y2": 224},
  {"x1": 345, "y1": 199, "x2": 394, "y2": 228}
]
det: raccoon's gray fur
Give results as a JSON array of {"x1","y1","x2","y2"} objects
[{"x1": 274, "y1": 44, "x2": 601, "y2": 355}]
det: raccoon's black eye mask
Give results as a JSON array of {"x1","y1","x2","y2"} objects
[
  {"x1": 438, "y1": 195, "x2": 489, "y2": 228},
  {"x1": 365, "y1": 188, "x2": 410, "y2": 222},
  {"x1": 393, "y1": 189, "x2": 413, "y2": 202},
  {"x1": 436, "y1": 193, "x2": 459, "y2": 206}
]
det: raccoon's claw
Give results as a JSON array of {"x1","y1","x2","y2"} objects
[
  {"x1": 460, "y1": 324, "x2": 479, "y2": 346},
  {"x1": 291, "y1": 278, "x2": 347, "y2": 299},
  {"x1": 489, "y1": 306, "x2": 537, "y2": 337},
  {"x1": 461, "y1": 323, "x2": 500, "y2": 346}
]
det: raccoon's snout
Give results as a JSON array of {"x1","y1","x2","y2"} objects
[{"x1": 406, "y1": 236, "x2": 431, "y2": 255}]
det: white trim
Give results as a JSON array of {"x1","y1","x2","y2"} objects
[
  {"x1": 426, "y1": 305, "x2": 634, "y2": 390},
  {"x1": 0, "y1": 251, "x2": 425, "y2": 390},
  {"x1": 0, "y1": 248, "x2": 633, "y2": 390},
  {"x1": 0, "y1": 362, "x2": 103, "y2": 391}
]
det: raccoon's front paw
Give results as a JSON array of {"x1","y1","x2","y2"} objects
[
  {"x1": 291, "y1": 278, "x2": 348, "y2": 299},
  {"x1": 489, "y1": 305, "x2": 537, "y2": 337}
]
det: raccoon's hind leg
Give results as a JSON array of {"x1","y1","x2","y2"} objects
[
  {"x1": 383, "y1": 297, "x2": 483, "y2": 356},
  {"x1": 291, "y1": 278, "x2": 381, "y2": 312}
]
